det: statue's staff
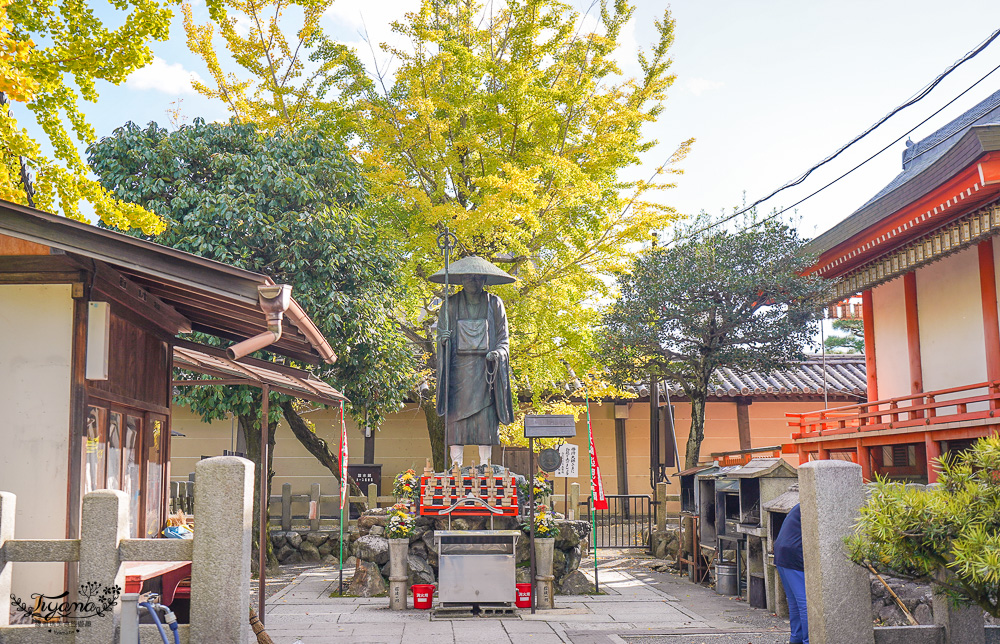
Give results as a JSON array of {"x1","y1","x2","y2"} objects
[{"x1": 436, "y1": 228, "x2": 457, "y2": 471}]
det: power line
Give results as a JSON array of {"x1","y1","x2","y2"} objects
[{"x1": 667, "y1": 26, "x2": 1000, "y2": 245}]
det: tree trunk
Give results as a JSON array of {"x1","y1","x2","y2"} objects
[
  {"x1": 684, "y1": 388, "x2": 708, "y2": 469},
  {"x1": 241, "y1": 413, "x2": 278, "y2": 575},
  {"x1": 279, "y1": 400, "x2": 366, "y2": 510},
  {"x1": 421, "y1": 396, "x2": 446, "y2": 471}
]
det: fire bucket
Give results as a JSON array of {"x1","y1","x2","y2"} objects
[
  {"x1": 515, "y1": 583, "x2": 532, "y2": 608},
  {"x1": 412, "y1": 584, "x2": 435, "y2": 609}
]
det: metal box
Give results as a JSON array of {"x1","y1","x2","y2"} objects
[{"x1": 435, "y1": 530, "x2": 519, "y2": 604}]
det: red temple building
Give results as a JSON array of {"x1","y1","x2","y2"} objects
[{"x1": 784, "y1": 90, "x2": 1000, "y2": 482}]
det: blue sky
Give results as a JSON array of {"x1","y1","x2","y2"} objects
[{"x1": 38, "y1": 0, "x2": 1000, "y2": 241}]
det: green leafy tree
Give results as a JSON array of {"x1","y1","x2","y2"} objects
[
  {"x1": 1, "y1": 0, "x2": 172, "y2": 230},
  {"x1": 597, "y1": 216, "x2": 824, "y2": 467},
  {"x1": 847, "y1": 436, "x2": 1000, "y2": 618},
  {"x1": 824, "y1": 318, "x2": 864, "y2": 354},
  {"x1": 88, "y1": 118, "x2": 415, "y2": 569}
]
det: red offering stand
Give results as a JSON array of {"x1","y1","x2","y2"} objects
[{"x1": 418, "y1": 473, "x2": 519, "y2": 517}]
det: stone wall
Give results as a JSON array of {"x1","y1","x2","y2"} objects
[{"x1": 270, "y1": 510, "x2": 594, "y2": 597}]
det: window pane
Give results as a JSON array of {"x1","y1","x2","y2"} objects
[
  {"x1": 83, "y1": 406, "x2": 106, "y2": 495},
  {"x1": 107, "y1": 412, "x2": 122, "y2": 490},
  {"x1": 144, "y1": 418, "x2": 164, "y2": 538},
  {"x1": 124, "y1": 416, "x2": 142, "y2": 538}
]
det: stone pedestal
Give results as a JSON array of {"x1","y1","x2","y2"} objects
[
  {"x1": 388, "y1": 538, "x2": 409, "y2": 610},
  {"x1": 534, "y1": 538, "x2": 555, "y2": 610},
  {"x1": 799, "y1": 460, "x2": 875, "y2": 644}
]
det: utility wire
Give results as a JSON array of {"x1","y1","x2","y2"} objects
[
  {"x1": 730, "y1": 57, "x2": 1000, "y2": 236},
  {"x1": 667, "y1": 26, "x2": 1000, "y2": 246}
]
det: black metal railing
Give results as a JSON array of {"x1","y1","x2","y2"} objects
[{"x1": 587, "y1": 494, "x2": 653, "y2": 548}]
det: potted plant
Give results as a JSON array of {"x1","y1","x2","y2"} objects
[
  {"x1": 385, "y1": 503, "x2": 414, "y2": 610},
  {"x1": 393, "y1": 468, "x2": 419, "y2": 504},
  {"x1": 520, "y1": 472, "x2": 553, "y2": 506}
]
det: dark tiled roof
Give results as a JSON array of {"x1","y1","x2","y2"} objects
[
  {"x1": 660, "y1": 354, "x2": 867, "y2": 399},
  {"x1": 807, "y1": 89, "x2": 1000, "y2": 256}
]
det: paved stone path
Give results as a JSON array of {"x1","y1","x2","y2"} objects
[{"x1": 260, "y1": 555, "x2": 791, "y2": 644}]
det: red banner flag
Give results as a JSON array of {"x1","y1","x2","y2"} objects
[
  {"x1": 339, "y1": 404, "x2": 349, "y2": 509},
  {"x1": 588, "y1": 416, "x2": 608, "y2": 510}
]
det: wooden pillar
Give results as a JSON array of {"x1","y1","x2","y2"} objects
[
  {"x1": 903, "y1": 272, "x2": 923, "y2": 394},
  {"x1": 856, "y1": 440, "x2": 872, "y2": 482},
  {"x1": 817, "y1": 446, "x2": 830, "y2": 460},
  {"x1": 736, "y1": 397, "x2": 752, "y2": 451},
  {"x1": 924, "y1": 434, "x2": 941, "y2": 484},
  {"x1": 978, "y1": 239, "x2": 1000, "y2": 386},
  {"x1": 861, "y1": 289, "x2": 878, "y2": 402},
  {"x1": 614, "y1": 418, "x2": 628, "y2": 494},
  {"x1": 364, "y1": 428, "x2": 375, "y2": 464}
]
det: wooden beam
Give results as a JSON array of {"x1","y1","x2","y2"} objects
[
  {"x1": 979, "y1": 239, "x2": 1000, "y2": 385},
  {"x1": 92, "y1": 261, "x2": 191, "y2": 335},
  {"x1": 862, "y1": 289, "x2": 878, "y2": 402},
  {"x1": 736, "y1": 398, "x2": 752, "y2": 451},
  {"x1": 615, "y1": 418, "x2": 628, "y2": 495},
  {"x1": 903, "y1": 272, "x2": 923, "y2": 394},
  {"x1": 0, "y1": 232, "x2": 49, "y2": 255}
]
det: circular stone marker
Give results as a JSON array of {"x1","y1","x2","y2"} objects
[{"x1": 538, "y1": 448, "x2": 562, "y2": 472}]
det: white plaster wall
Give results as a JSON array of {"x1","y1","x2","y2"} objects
[
  {"x1": 871, "y1": 278, "x2": 911, "y2": 400},
  {"x1": 917, "y1": 247, "x2": 988, "y2": 396},
  {"x1": 0, "y1": 284, "x2": 73, "y2": 601}
]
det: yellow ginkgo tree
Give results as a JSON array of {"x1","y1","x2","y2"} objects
[{"x1": 0, "y1": 0, "x2": 172, "y2": 230}]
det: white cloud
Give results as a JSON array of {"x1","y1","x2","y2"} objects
[
  {"x1": 685, "y1": 77, "x2": 724, "y2": 96},
  {"x1": 127, "y1": 57, "x2": 204, "y2": 95}
]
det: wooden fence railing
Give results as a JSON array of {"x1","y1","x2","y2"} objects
[{"x1": 787, "y1": 380, "x2": 1000, "y2": 439}]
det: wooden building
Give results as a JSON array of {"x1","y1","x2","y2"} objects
[
  {"x1": 0, "y1": 200, "x2": 342, "y2": 599},
  {"x1": 783, "y1": 89, "x2": 1000, "y2": 481}
]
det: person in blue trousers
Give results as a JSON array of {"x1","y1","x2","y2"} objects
[{"x1": 773, "y1": 503, "x2": 808, "y2": 644}]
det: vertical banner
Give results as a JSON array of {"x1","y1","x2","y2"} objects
[
  {"x1": 585, "y1": 394, "x2": 608, "y2": 510},
  {"x1": 339, "y1": 404, "x2": 349, "y2": 509}
]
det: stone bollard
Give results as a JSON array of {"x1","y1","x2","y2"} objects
[
  {"x1": 0, "y1": 492, "x2": 15, "y2": 626},
  {"x1": 534, "y1": 537, "x2": 555, "y2": 609},
  {"x1": 76, "y1": 490, "x2": 128, "y2": 644},
  {"x1": 388, "y1": 538, "x2": 409, "y2": 610},
  {"x1": 798, "y1": 460, "x2": 874, "y2": 644},
  {"x1": 933, "y1": 569, "x2": 985, "y2": 644},
  {"x1": 190, "y1": 456, "x2": 254, "y2": 644}
]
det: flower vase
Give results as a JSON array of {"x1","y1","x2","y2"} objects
[
  {"x1": 388, "y1": 538, "x2": 409, "y2": 610},
  {"x1": 533, "y1": 537, "x2": 556, "y2": 609}
]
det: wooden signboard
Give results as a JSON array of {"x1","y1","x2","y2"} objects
[{"x1": 524, "y1": 414, "x2": 576, "y2": 438}]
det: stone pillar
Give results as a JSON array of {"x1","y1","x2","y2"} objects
[
  {"x1": 77, "y1": 489, "x2": 128, "y2": 644},
  {"x1": 798, "y1": 460, "x2": 874, "y2": 644},
  {"x1": 933, "y1": 570, "x2": 985, "y2": 644},
  {"x1": 388, "y1": 539, "x2": 409, "y2": 610},
  {"x1": 190, "y1": 456, "x2": 254, "y2": 644},
  {"x1": 534, "y1": 538, "x2": 555, "y2": 610},
  {"x1": 0, "y1": 492, "x2": 14, "y2": 626}
]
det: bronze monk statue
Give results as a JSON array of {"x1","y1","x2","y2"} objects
[{"x1": 430, "y1": 256, "x2": 515, "y2": 470}]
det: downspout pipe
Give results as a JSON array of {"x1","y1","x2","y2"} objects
[{"x1": 227, "y1": 284, "x2": 292, "y2": 360}]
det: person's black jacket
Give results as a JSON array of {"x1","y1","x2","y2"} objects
[{"x1": 773, "y1": 504, "x2": 803, "y2": 571}]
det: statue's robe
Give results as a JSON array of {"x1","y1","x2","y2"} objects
[{"x1": 436, "y1": 289, "x2": 514, "y2": 445}]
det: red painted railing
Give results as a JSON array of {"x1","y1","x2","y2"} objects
[
  {"x1": 711, "y1": 446, "x2": 783, "y2": 467},
  {"x1": 787, "y1": 380, "x2": 1000, "y2": 439}
]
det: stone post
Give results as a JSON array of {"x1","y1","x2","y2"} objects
[
  {"x1": 310, "y1": 483, "x2": 321, "y2": 531},
  {"x1": 368, "y1": 483, "x2": 377, "y2": 510},
  {"x1": 0, "y1": 492, "x2": 14, "y2": 626},
  {"x1": 534, "y1": 538, "x2": 555, "y2": 609},
  {"x1": 569, "y1": 483, "x2": 580, "y2": 521},
  {"x1": 190, "y1": 456, "x2": 254, "y2": 644},
  {"x1": 798, "y1": 460, "x2": 874, "y2": 644},
  {"x1": 933, "y1": 569, "x2": 985, "y2": 644},
  {"x1": 77, "y1": 489, "x2": 128, "y2": 644},
  {"x1": 656, "y1": 482, "x2": 667, "y2": 533},
  {"x1": 281, "y1": 483, "x2": 292, "y2": 531},
  {"x1": 388, "y1": 538, "x2": 409, "y2": 610}
]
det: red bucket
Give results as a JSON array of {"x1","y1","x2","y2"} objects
[
  {"x1": 515, "y1": 583, "x2": 532, "y2": 608},
  {"x1": 412, "y1": 584, "x2": 435, "y2": 609}
]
